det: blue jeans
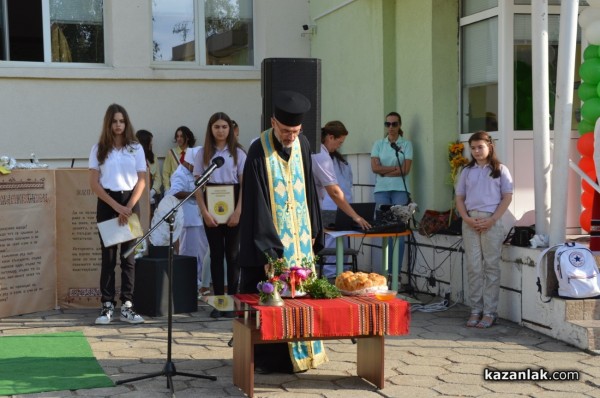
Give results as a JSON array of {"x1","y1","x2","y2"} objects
[{"x1": 374, "y1": 191, "x2": 408, "y2": 276}]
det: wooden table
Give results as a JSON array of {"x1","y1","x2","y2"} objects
[
  {"x1": 326, "y1": 230, "x2": 411, "y2": 291},
  {"x1": 232, "y1": 294, "x2": 410, "y2": 398}
]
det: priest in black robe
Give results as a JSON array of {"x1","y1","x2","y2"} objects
[{"x1": 239, "y1": 90, "x2": 324, "y2": 373}]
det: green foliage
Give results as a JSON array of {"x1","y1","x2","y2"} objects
[{"x1": 304, "y1": 277, "x2": 342, "y2": 299}]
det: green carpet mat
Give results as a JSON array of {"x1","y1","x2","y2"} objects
[{"x1": 0, "y1": 331, "x2": 114, "y2": 396}]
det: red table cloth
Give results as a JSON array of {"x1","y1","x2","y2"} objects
[{"x1": 235, "y1": 294, "x2": 410, "y2": 341}]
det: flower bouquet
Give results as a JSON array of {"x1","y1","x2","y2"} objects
[
  {"x1": 259, "y1": 255, "x2": 316, "y2": 301},
  {"x1": 257, "y1": 276, "x2": 285, "y2": 306},
  {"x1": 447, "y1": 140, "x2": 469, "y2": 225}
]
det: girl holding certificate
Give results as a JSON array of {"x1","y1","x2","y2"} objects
[
  {"x1": 193, "y1": 112, "x2": 246, "y2": 318},
  {"x1": 89, "y1": 103, "x2": 146, "y2": 325}
]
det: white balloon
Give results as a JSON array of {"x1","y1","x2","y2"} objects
[{"x1": 580, "y1": 7, "x2": 600, "y2": 28}]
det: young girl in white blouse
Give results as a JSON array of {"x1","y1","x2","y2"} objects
[
  {"x1": 455, "y1": 131, "x2": 513, "y2": 329},
  {"x1": 89, "y1": 104, "x2": 146, "y2": 325},
  {"x1": 193, "y1": 112, "x2": 246, "y2": 318}
]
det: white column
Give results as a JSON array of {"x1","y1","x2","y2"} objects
[
  {"x1": 532, "y1": 0, "x2": 551, "y2": 236},
  {"x1": 550, "y1": 0, "x2": 579, "y2": 245}
]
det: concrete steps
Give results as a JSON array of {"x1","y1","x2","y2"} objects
[{"x1": 565, "y1": 299, "x2": 600, "y2": 353}]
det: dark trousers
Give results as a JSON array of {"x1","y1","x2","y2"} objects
[
  {"x1": 96, "y1": 191, "x2": 138, "y2": 305},
  {"x1": 239, "y1": 266, "x2": 293, "y2": 373},
  {"x1": 205, "y1": 223, "x2": 240, "y2": 295}
]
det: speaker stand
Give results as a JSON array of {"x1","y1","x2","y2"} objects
[{"x1": 116, "y1": 214, "x2": 216, "y2": 396}]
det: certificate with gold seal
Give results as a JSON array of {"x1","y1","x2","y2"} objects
[{"x1": 206, "y1": 185, "x2": 234, "y2": 224}]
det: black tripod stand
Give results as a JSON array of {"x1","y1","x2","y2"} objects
[{"x1": 116, "y1": 157, "x2": 225, "y2": 396}]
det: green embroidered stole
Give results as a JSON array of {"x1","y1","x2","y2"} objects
[{"x1": 260, "y1": 129, "x2": 314, "y2": 266}]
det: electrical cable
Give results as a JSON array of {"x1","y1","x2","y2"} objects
[{"x1": 410, "y1": 298, "x2": 457, "y2": 313}]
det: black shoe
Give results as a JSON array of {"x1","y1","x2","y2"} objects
[
  {"x1": 210, "y1": 309, "x2": 222, "y2": 318},
  {"x1": 255, "y1": 365, "x2": 273, "y2": 374},
  {"x1": 223, "y1": 311, "x2": 236, "y2": 318}
]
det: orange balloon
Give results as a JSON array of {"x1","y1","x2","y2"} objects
[
  {"x1": 582, "y1": 191, "x2": 595, "y2": 208},
  {"x1": 579, "y1": 156, "x2": 597, "y2": 180},
  {"x1": 577, "y1": 133, "x2": 595, "y2": 157},
  {"x1": 581, "y1": 208, "x2": 592, "y2": 232}
]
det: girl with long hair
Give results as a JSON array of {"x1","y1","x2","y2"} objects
[
  {"x1": 193, "y1": 112, "x2": 246, "y2": 318},
  {"x1": 89, "y1": 103, "x2": 146, "y2": 325},
  {"x1": 135, "y1": 129, "x2": 162, "y2": 214},
  {"x1": 455, "y1": 131, "x2": 513, "y2": 328}
]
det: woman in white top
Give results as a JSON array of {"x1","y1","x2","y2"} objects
[
  {"x1": 312, "y1": 121, "x2": 370, "y2": 278},
  {"x1": 89, "y1": 104, "x2": 146, "y2": 325},
  {"x1": 194, "y1": 112, "x2": 246, "y2": 318}
]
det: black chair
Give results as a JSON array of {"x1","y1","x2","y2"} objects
[{"x1": 317, "y1": 243, "x2": 359, "y2": 278}]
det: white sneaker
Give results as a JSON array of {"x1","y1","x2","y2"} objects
[
  {"x1": 120, "y1": 301, "x2": 144, "y2": 324},
  {"x1": 95, "y1": 302, "x2": 114, "y2": 325}
]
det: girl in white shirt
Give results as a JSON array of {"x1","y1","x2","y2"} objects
[
  {"x1": 89, "y1": 104, "x2": 146, "y2": 325},
  {"x1": 194, "y1": 112, "x2": 246, "y2": 318}
]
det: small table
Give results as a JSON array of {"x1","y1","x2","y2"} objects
[
  {"x1": 325, "y1": 230, "x2": 411, "y2": 291},
  {"x1": 232, "y1": 294, "x2": 410, "y2": 398}
]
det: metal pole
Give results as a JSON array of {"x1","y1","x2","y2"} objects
[
  {"x1": 550, "y1": 0, "x2": 578, "y2": 245},
  {"x1": 532, "y1": 0, "x2": 552, "y2": 236}
]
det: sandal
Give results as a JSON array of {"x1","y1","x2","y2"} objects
[
  {"x1": 476, "y1": 313, "x2": 497, "y2": 328},
  {"x1": 466, "y1": 312, "x2": 481, "y2": 327}
]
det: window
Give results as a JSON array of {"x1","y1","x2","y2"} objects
[
  {"x1": 513, "y1": 14, "x2": 582, "y2": 131},
  {"x1": 461, "y1": 17, "x2": 499, "y2": 134},
  {"x1": 462, "y1": 0, "x2": 497, "y2": 17},
  {"x1": 152, "y1": 0, "x2": 254, "y2": 67},
  {"x1": 514, "y1": 0, "x2": 588, "y2": 5},
  {"x1": 0, "y1": 0, "x2": 104, "y2": 63}
]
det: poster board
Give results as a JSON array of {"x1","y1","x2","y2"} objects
[
  {"x1": 0, "y1": 168, "x2": 150, "y2": 316},
  {"x1": 0, "y1": 170, "x2": 56, "y2": 317},
  {"x1": 55, "y1": 168, "x2": 150, "y2": 309}
]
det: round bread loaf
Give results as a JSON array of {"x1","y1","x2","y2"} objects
[{"x1": 335, "y1": 271, "x2": 387, "y2": 292}]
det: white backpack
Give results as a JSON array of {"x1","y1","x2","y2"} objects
[{"x1": 536, "y1": 242, "x2": 600, "y2": 299}]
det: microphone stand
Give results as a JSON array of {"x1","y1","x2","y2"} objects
[
  {"x1": 391, "y1": 144, "x2": 415, "y2": 296},
  {"x1": 392, "y1": 146, "x2": 412, "y2": 205},
  {"x1": 116, "y1": 160, "x2": 223, "y2": 396}
]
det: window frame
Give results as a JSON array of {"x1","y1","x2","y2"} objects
[
  {"x1": 0, "y1": 0, "x2": 105, "y2": 65},
  {"x1": 459, "y1": 2, "x2": 586, "y2": 142},
  {"x1": 150, "y1": 0, "x2": 256, "y2": 70}
]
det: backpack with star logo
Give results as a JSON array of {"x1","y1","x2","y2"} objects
[{"x1": 537, "y1": 242, "x2": 600, "y2": 300}]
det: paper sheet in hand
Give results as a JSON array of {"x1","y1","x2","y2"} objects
[{"x1": 97, "y1": 213, "x2": 143, "y2": 247}]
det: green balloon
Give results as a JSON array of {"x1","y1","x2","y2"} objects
[
  {"x1": 584, "y1": 45, "x2": 600, "y2": 60},
  {"x1": 580, "y1": 58, "x2": 600, "y2": 85},
  {"x1": 579, "y1": 118, "x2": 595, "y2": 135},
  {"x1": 581, "y1": 97, "x2": 600, "y2": 122},
  {"x1": 579, "y1": 83, "x2": 599, "y2": 101}
]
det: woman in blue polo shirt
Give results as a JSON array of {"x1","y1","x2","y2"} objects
[{"x1": 370, "y1": 111, "x2": 413, "y2": 277}]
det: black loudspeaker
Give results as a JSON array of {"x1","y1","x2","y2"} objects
[
  {"x1": 261, "y1": 57, "x2": 321, "y2": 153},
  {"x1": 134, "y1": 255, "x2": 198, "y2": 317}
]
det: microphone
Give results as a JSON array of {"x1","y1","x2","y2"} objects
[
  {"x1": 194, "y1": 156, "x2": 225, "y2": 187},
  {"x1": 391, "y1": 142, "x2": 402, "y2": 153}
]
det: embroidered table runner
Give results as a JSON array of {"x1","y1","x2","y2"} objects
[{"x1": 235, "y1": 294, "x2": 410, "y2": 341}]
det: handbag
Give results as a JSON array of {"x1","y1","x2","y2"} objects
[
  {"x1": 504, "y1": 226, "x2": 535, "y2": 247},
  {"x1": 418, "y1": 209, "x2": 457, "y2": 237}
]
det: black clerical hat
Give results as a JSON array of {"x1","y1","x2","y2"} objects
[{"x1": 273, "y1": 90, "x2": 311, "y2": 126}]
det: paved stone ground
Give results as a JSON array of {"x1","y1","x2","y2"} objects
[{"x1": 1, "y1": 297, "x2": 600, "y2": 398}]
